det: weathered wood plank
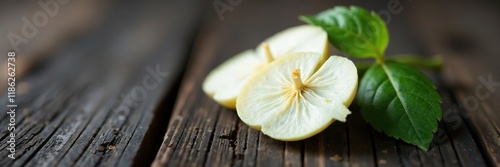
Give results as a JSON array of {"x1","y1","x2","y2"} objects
[
  {"x1": 347, "y1": 108, "x2": 375, "y2": 167},
  {"x1": 284, "y1": 141, "x2": 302, "y2": 167},
  {"x1": 152, "y1": 1, "x2": 348, "y2": 166},
  {"x1": 407, "y1": 0, "x2": 500, "y2": 165},
  {"x1": 439, "y1": 91, "x2": 485, "y2": 167},
  {"x1": 257, "y1": 134, "x2": 285, "y2": 167},
  {"x1": 0, "y1": 0, "x2": 111, "y2": 90},
  {"x1": 397, "y1": 142, "x2": 421, "y2": 167},
  {"x1": 0, "y1": 0, "x2": 201, "y2": 166},
  {"x1": 242, "y1": 124, "x2": 260, "y2": 167},
  {"x1": 151, "y1": 0, "x2": 324, "y2": 166},
  {"x1": 206, "y1": 108, "x2": 239, "y2": 167},
  {"x1": 153, "y1": 0, "x2": 497, "y2": 166},
  {"x1": 371, "y1": 130, "x2": 400, "y2": 167}
]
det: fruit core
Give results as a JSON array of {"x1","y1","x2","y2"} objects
[
  {"x1": 262, "y1": 43, "x2": 274, "y2": 63},
  {"x1": 292, "y1": 69, "x2": 305, "y2": 91}
]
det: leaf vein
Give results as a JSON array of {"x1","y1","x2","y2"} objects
[{"x1": 381, "y1": 64, "x2": 424, "y2": 144}]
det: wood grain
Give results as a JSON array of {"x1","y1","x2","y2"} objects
[
  {"x1": 0, "y1": 0, "x2": 201, "y2": 166},
  {"x1": 408, "y1": 0, "x2": 500, "y2": 165},
  {"x1": 153, "y1": 0, "x2": 495, "y2": 166},
  {"x1": 1, "y1": 0, "x2": 499, "y2": 166}
]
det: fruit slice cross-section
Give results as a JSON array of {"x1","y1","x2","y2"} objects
[
  {"x1": 236, "y1": 52, "x2": 358, "y2": 141},
  {"x1": 202, "y1": 25, "x2": 328, "y2": 109},
  {"x1": 256, "y1": 25, "x2": 330, "y2": 60}
]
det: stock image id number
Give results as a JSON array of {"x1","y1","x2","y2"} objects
[{"x1": 8, "y1": 52, "x2": 15, "y2": 103}]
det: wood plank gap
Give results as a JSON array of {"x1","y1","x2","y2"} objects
[
  {"x1": 132, "y1": 24, "x2": 202, "y2": 167},
  {"x1": 439, "y1": 91, "x2": 484, "y2": 166},
  {"x1": 444, "y1": 90, "x2": 493, "y2": 166},
  {"x1": 436, "y1": 122, "x2": 460, "y2": 167},
  {"x1": 301, "y1": 141, "x2": 305, "y2": 167},
  {"x1": 369, "y1": 129, "x2": 379, "y2": 167}
]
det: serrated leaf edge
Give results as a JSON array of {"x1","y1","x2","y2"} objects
[{"x1": 380, "y1": 63, "x2": 440, "y2": 150}]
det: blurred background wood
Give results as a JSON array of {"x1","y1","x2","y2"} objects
[
  {"x1": 0, "y1": 0, "x2": 111, "y2": 91},
  {"x1": 0, "y1": 0, "x2": 201, "y2": 166}
]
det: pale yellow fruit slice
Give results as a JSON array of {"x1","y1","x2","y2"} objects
[
  {"x1": 236, "y1": 53, "x2": 358, "y2": 141},
  {"x1": 202, "y1": 50, "x2": 261, "y2": 108},
  {"x1": 202, "y1": 25, "x2": 328, "y2": 109},
  {"x1": 256, "y1": 25, "x2": 330, "y2": 60}
]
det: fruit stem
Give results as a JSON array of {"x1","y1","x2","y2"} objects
[
  {"x1": 292, "y1": 69, "x2": 304, "y2": 91},
  {"x1": 262, "y1": 43, "x2": 274, "y2": 63},
  {"x1": 356, "y1": 55, "x2": 443, "y2": 76}
]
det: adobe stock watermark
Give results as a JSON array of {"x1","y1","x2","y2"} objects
[
  {"x1": 376, "y1": 0, "x2": 407, "y2": 25},
  {"x1": 213, "y1": 0, "x2": 243, "y2": 21},
  {"x1": 7, "y1": 0, "x2": 71, "y2": 52},
  {"x1": 4, "y1": 0, "x2": 70, "y2": 160},
  {"x1": 6, "y1": 52, "x2": 17, "y2": 160},
  {"x1": 212, "y1": 0, "x2": 405, "y2": 22},
  {"x1": 113, "y1": 65, "x2": 169, "y2": 120},
  {"x1": 401, "y1": 74, "x2": 500, "y2": 166}
]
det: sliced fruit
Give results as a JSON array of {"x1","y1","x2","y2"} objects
[
  {"x1": 202, "y1": 50, "x2": 263, "y2": 108},
  {"x1": 202, "y1": 25, "x2": 328, "y2": 109},
  {"x1": 256, "y1": 25, "x2": 330, "y2": 61},
  {"x1": 236, "y1": 53, "x2": 358, "y2": 141}
]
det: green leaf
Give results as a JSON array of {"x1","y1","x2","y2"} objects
[
  {"x1": 300, "y1": 6, "x2": 389, "y2": 59},
  {"x1": 357, "y1": 62, "x2": 442, "y2": 150}
]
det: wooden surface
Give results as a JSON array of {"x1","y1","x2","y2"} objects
[
  {"x1": 0, "y1": 0, "x2": 201, "y2": 166},
  {"x1": 1, "y1": 0, "x2": 499, "y2": 166}
]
